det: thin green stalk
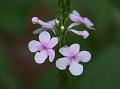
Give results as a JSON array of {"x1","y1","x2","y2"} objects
[{"x1": 56, "y1": 0, "x2": 71, "y2": 89}]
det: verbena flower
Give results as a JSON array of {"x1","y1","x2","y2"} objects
[
  {"x1": 56, "y1": 44, "x2": 91, "y2": 76},
  {"x1": 32, "y1": 17, "x2": 57, "y2": 34},
  {"x1": 69, "y1": 10, "x2": 95, "y2": 30},
  {"x1": 28, "y1": 31, "x2": 58, "y2": 64}
]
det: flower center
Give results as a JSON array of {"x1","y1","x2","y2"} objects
[{"x1": 42, "y1": 42, "x2": 49, "y2": 50}]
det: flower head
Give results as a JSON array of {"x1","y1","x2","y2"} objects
[
  {"x1": 28, "y1": 31, "x2": 58, "y2": 63},
  {"x1": 56, "y1": 44, "x2": 91, "y2": 76},
  {"x1": 32, "y1": 17, "x2": 56, "y2": 34},
  {"x1": 69, "y1": 10, "x2": 95, "y2": 30}
]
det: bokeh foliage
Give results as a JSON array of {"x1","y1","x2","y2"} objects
[{"x1": 0, "y1": 0, "x2": 120, "y2": 89}]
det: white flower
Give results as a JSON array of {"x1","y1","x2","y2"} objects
[
  {"x1": 28, "y1": 31, "x2": 58, "y2": 64},
  {"x1": 56, "y1": 44, "x2": 91, "y2": 76}
]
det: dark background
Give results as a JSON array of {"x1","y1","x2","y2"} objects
[{"x1": 0, "y1": 0, "x2": 120, "y2": 89}]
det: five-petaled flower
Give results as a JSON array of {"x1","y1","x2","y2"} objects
[
  {"x1": 56, "y1": 44, "x2": 91, "y2": 76},
  {"x1": 28, "y1": 31, "x2": 58, "y2": 64}
]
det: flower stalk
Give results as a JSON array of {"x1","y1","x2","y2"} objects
[
  {"x1": 56, "y1": 0, "x2": 71, "y2": 89},
  {"x1": 56, "y1": 0, "x2": 71, "y2": 46}
]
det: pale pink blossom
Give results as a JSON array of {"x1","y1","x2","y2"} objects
[
  {"x1": 69, "y1": 10, "x2": 95, "y2": 30},
  {"x1": 28, "y1": 31, "x2": 58, "y2": 64},
  {"x1": 56, "y1": 44, "x2": 91, "y2": 76},
  {"x1": 32, "y1": 17, "x2": 57, "y2": 34}
]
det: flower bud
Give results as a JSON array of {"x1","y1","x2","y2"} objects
[
  {"x1": 32, "y1": 17, "x2": 39, "y2": 24},
  {"x1": 81, "y1": 30, "x2": 89, "y2": 39}
]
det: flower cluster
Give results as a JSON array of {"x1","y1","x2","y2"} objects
[{"x1": 28, "y1": 10, "x2": 95, "y2": 76}]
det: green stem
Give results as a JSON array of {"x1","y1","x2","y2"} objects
[{"x1": 56, "y1": 0, "x2": 71, "y2": 89}]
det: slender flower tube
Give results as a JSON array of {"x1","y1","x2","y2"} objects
[{"x1": 70, "y1": 29, "x2": 89, "y2": 39}]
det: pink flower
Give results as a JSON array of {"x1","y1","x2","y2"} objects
[
  {"x1": 69, "y1": 10, "x2": 95, "y2": 30},
  {"x1": 32, "y1": 17, "x2": 56, "y2": 34},
  {"x1": 28, "y1": 31, "x2": 58, "y2": 64},
  {"x1": 56, "y1": 44, "x2": 91, "y2": 76}
]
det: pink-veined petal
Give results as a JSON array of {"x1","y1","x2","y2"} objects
[
  {"x1": 69, "y1": 44, "x2": 80, "y2": 55},
  {"x1": 69, "y1": 61, "x2": 83, "y2": 76},
  {"x1": 28, "y1": 40, "x2": 40, "y2": 52},
  {"x1": 59, "y1": 46, "x2": 70, "y2": 57},
  {"x1": 48, "y1": 37, "x2": 58, "y2": 48},
  {"x1": 56, "y1": 57, "x2": 71, "y2": 70},
  {"x1": 34, "y1": 51, "x2": 48, "y2": 64},
  {"x1": 39, "y1": 31, "x2": 51, "y2": 43},
  {"x1": 48, "y1": 49, "x2": 55, "y2": 62},
  {"x1": 77, "y1": 51, "x2": 91, "y2": 62}
]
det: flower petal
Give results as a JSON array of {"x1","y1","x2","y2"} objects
[
  {"x1": 56, "y1": 57, "x2": 70, "y2": 70},
  {"x1": 34, "y1": 51, "x2": 48, "y2": 64},
  {"x1": 84, "y1": 17, "x2": 93, "y2": 26},
  {"x1": 39, "y1": 31, "x2": 51, "y2": 43},
  {"x1": 48, "y1": 49, "x2": 55, "y2": 62},
  {"x1": 69, "y1": 44, "x2": 80, "y2": 55},
  {"x1": 69, "y1": 10, "x2": 84, "y2": 23},
  {"x1": 48, "y1": 37, "x2": 58, "y2": 48},
  {"x1": 69, "y1": 61, "x2": 83, "y2": 76},
  {"x1": 73, "y1": 10, "x2": 80, "y2": 17},
  {"x1": 83, "y1": 17, "x2": 95, "y2": 30},
  {"x1": 69, "y1": 14, "x2": 81, "y2": 23},
  {"x1": 77, "y1": 51, "x2": 91, "y2": 62},
  {"x1": 59, "y1": 46, "x2": 70, "y2": 57},
  {"x1": 47, "y1": 19, "x2": 56, "y2": 26},
  {"x1": 42, "y1": 19, "x2": 55, "y2": 29},
  {"x1": 28, "y1": 40, "x2": 40, "y2": 52}
]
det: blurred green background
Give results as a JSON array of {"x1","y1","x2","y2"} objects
[{"x1": 0, "y1": 0, "x2": 120, "y2": 89}]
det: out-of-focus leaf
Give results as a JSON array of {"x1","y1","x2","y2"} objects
[
  {"x1": 35, "y1": 67, "x2": 59, "y2": 89},
  {"x1": 0, "y1": 0, "x2": 40, "y2": 37},
  {"x1": 0, "y1": 39, "x2": 21, "y2": 89}
]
